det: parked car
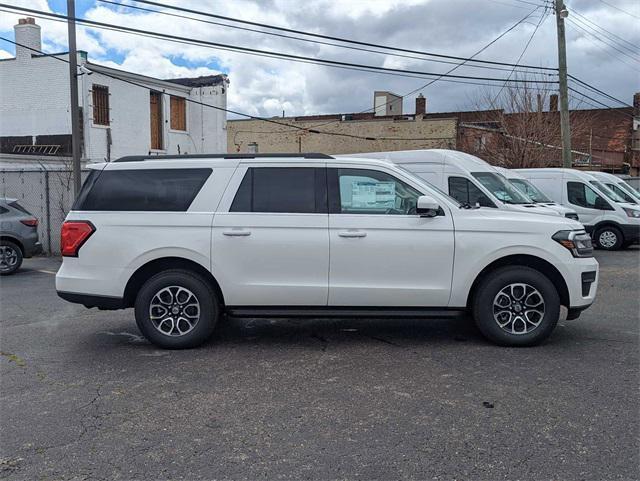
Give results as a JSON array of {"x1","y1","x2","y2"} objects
[
  {"x1": 56, "y1": 154, "x2": 598, "y2": 349},
  {"x1": 0, "y1": 198, "x2": 42, "y2": 275},
  {"x1": 587, "y1": 171, "x2": 640, "y2": 204},
  {"x1": 493, "y1": 167, "x2": 579, "y2": 220},
  {"x1": 515, "y1": 168, "x2": 640, "y2": 250},
  {"x1": 338, "y1": 149, "x2": 562, "y2": 217}
]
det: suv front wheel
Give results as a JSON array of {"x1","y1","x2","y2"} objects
[
  {"x1": 134, "y1": 269, "x2": 219, "y2": 349},
  {"x1": 472, "y1": 266, "x2": 560, "y2": 346}
]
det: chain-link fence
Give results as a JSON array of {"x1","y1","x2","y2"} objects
[{"x1": 0, "y1": 166, "x2": 89, "y2": 255}]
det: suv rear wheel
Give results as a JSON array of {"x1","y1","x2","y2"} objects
[
  {"x1": 134, "y1": 269, "x2": 219, "y2": 349},
  {"x1": 0, "y1": 240, "x2": 23, "y2": 276},
  {"x1": 472, "y1": 266, "x2": 560, "y2": 346}
]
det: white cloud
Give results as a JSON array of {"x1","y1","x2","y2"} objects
[{"x1": 2, "y1": 0, "x2": 638, "y2": 119}]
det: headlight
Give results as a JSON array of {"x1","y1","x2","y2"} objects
[
  {"x1": 622, "y1": 207, "x2": 640, "y2": 218},
  {"x1": 552, "y1": 230, "x2": 594, "y2": 258}
]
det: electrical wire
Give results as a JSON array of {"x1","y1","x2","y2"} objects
[
  {"x1": 597, "y1": 0, "x2": 640, "y2": 20},
  {"x1": 0, "y1": 4, "x2": 560, "y2": 85},
  {"x1": 566, "y1": 17, "x2": 640, "y2": 64}
]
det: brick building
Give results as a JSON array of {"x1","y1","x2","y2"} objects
[{"x1": 228, "y1": 92, "x2": 457, "y2": 155}]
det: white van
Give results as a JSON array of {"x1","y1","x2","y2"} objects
[
  {"x1": 515, "y1": 168, "x2": 640, "y2": 250},
  {"x1": 587, "y1": 171, "x2": 640, "y2": 204},
  {"x1": 338, "y1": 150, "x2": 561, "y2": 217},
  {"x1": 494, "y1": 167, "x2": 579, "y2": 220}
]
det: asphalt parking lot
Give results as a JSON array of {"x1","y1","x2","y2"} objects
[{"x1": 1, "y1": 249, "x2": 638, "y2": 481}]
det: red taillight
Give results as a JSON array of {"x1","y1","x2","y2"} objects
[
  {"x1": 61, "y1": 221, "x2": 95, "y2": 257},
  {"x1": 20, "y1": 218, "x2": 38, "y2": 227}
]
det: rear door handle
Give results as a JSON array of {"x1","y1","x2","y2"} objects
[
  {"x1": 223, "y1": 229, "x2": 251, "y2": 236},
  {"x1": 338, "y1": 231, "x2": 367, "y2": 238}
]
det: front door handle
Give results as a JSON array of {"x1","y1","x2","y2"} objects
[
  {"x1": 223, "y1": 229, "x2": 251, "y2": 236},
  {"x1": 338, "y1": 231, "x2": 367, "y2": 238}
]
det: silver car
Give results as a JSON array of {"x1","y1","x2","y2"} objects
[{"x1": 0, "y1": 198, "x2": 42, "y2": 275}]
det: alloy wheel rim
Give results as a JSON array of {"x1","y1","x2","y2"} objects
[
  {"x1": 492, "y1": 283, "x2": 545, "y2": 335},
  {"x1": 599, "y1": 231, "x2": 617, "y2": 248},
  {"x1": 149, "y1": 285, "x2": 200, "y2": 337},
  {"x1": 0, "y1": 246, "x2": 18, "y2": 272}
]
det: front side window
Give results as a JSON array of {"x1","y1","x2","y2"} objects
[
  {"x1": 74, "y1": 168, "x2": 211, "y2": 211},
  {"x1": 472, "y1": 172, "x2": 532, "y2": 205},
  {"x1": 230, "y1": 167, "x2": 326, "y2": 214},
  {"x1": 618, "y1": 181, "x2": 640, "y2": 201},
  {"x1": 329, "y1": 168, "x2": 421, "y2": 215},
  {"x1": 92, "y1": 85, "x2": 110, "y2": 126},
  {"x1": 567, "y1": 182, "x2": 612, "y2": 210},
  {"x1": 448, "y1": 176, "x2": 496, "y2": 208},
  {"x1": 509, "y1": 178, "x2": 552, "y2": 203}
]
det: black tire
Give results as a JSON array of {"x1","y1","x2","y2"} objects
[
  {"x1": 134, "y1": 269, "x2": 220, "y2": 349},
  {"x1": 594, "y1": 225, "x2": 623, "y2": 250},
  {"x1": 0, "y1": 240, "x2": 23, "y2": 276},
  {"x1": 472, "y1": 266, "x2": 560, "y2": 347}
]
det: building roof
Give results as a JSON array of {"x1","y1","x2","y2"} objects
[{"x1": 164, "y1": 75, "x2": 227, "y2": 88}]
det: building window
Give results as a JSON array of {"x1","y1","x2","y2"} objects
[
  {"x1": 92, "y1": 85, "x2": 110, "y2": 126},
  {"x1": 170, "y1": 95, "x2": 186, "y2": 131}
]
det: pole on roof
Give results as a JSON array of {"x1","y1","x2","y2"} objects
[
  {"x1": 67, "y1": 0, "x2": 82, "y2": 196},
  {"x1": 555, "y1": 0, "x2": 573, "y2": 168}
]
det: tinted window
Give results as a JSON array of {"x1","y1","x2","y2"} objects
[
  {"x1": 606, "y1": 183, "x2": 637, "y2": 203},
  {"x1": 329, "y1": 168, "x2": 422, "y2": 215},
  {"x1": 448, "y1": 176, "x2": 496, "y2": 207},
  {"x1": 0, "y1": 206, "x2": 8, "y2": 215},
  {"x1": 9, "y1": 201, "x2": 32, "y2": 215},
  {"x1": 230, "y1": 167, "x2": 326, "y2": 213},
  {"x1": 567, "y1": 182, "x2": 612, "y2": 210},
  {"x1": 509, "y1": 179, "x2": 552, "y2": 203},
  {"x1": 75, "y1": 168, "x2": 211, "y2": 211},
  {"x1": 472, "y1": 172, "x2": 531, "y2": 204}
]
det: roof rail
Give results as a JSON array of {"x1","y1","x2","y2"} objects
[{"x1": 113, "y1": 153, "x2": 334, "y2": 162}]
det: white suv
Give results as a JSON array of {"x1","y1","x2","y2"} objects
[{"x1": 56, "y1": 154, "x2": 599, "y2": 349}]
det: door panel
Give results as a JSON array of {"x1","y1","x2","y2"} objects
[
  {"x1": 212, "y1": 166, "x2": 329, "y2": 306},
  {"x1": 327, "y1": 167, "x2": 454, "y2": 307}
]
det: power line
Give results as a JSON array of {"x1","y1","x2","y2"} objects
[
  {"x1": 293, "y1": 6, "x2": 551, "y2": 133},
  {"x1": 597, "y1": 0, "x2": 640, "y2": 20},
  {"x1": 567, "y1": 87, "x2": 635, "y2": 119},
  {"x1": 96, "y1": 0, "x2": 543, "y2": 75},
  {"x1": 566, "y1": 17, "x2": 640, "y2": 64},
  {"x1": 492, "y1": 9, "x2": 549, "y2": 102},
  {"x1": 0, "y1": 35, "x2": 460, "y2": 143},
  {"x1": 0, "y1": 4, "x2": 560, "y2": 85},
  {"x1": 121, "y1": 0, "x2": 558, "y2": 72},
  {"x1": 570, "y1": 8, "x2": 637, "y2": 51},
  {"x1": 568, "y1": 75, "x2": 634, "y2": 107}
]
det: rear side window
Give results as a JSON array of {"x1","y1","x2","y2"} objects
[
  {"x1": 448, "y1": 176, "x2": 495, "y2": 207},
  {"x1": 9, "y1": 201, "x2": 32, "y2": 215},
  {"x1": 74, "y1": 168, "x2": 211, "y2": 211},
  {"x1": 230, "y1": 167, "x2": 327, "y2": 213}
]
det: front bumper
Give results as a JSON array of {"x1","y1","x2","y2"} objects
[
  {"x1": 561, "y1": 256, "x2": 599, "y2": 315},
  {"x1": 621, "y1": 224, "x2": 640, "y2": 244}
]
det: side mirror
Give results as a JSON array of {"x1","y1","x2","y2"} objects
[
  {"x1": 594, "y1": 197, "x2": 610, "y2": 210},
  {"x1": 416, "y1": 195, "x2": 440, "y2": 217}
]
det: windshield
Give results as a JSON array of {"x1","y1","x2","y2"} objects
[
  {"x1": 618, "y1": 181, "x2": 640, "y2": 201},
  {"x1": 509, "y1": 178, "x2": 552, "y2": 203},
  {"x1": 589, "y1": 180, "x2": 626, "y2": 203},
  {"x1": 471, "y1": 172, "x2": 533, "y2": 204},
  {"x1": 605, "y1": 182, "x2": 638, "y2": 204},
  {"x1": 395, "y1": 165, "x2": 461, "y2": 207}
]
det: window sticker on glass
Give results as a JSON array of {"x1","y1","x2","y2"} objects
[{"x1": 350, "y1": 181, "x2": 396, "y2": 209}]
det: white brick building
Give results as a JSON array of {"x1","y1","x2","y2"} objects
[{"x1": 0, "y1": 18, "x2": 229, "y2": 162}]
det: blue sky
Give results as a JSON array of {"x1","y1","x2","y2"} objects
[{"x1": 1, "y1": 0, "x2": 638, "y2": 118}]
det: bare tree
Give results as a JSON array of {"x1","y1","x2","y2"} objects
[{"x1": 462, "y1": 76, "x2": 594, "y2": 168}]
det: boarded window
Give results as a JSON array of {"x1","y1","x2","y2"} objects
[
  {"x1": 92, "y1": 85, "x2": 110, "y2": 125},
  {"x1": 170, "y1": 96, "x2": 186, "y2": 131}
]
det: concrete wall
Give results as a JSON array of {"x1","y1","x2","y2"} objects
[{"x1": 228, "y1": 116, "x2": 458, "y2": 155}]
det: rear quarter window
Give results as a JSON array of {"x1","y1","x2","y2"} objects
[{"x1": 74, "y1": 168, "x2": 212, "y2": 211}]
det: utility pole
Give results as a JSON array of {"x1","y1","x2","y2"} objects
[
  {"x1": 554, "y1": 0, "x2": 572, "y2": 168},
  {"x1": 67, "y1": 0, "x2": 82, "y2": 196}
]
